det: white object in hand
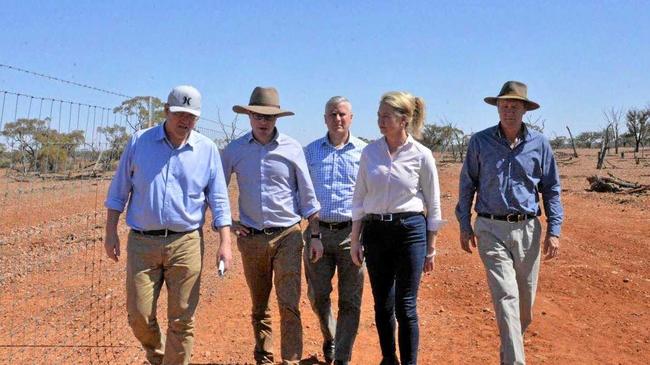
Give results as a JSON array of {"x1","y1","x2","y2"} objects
[{"x1": 218, "y1": 259, "x2": 226, "y2": 276}]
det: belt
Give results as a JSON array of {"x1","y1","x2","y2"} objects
[
  {"x1": 477, "y1": 212, "x2": 538, "y2": 223},
  {"x1": 319, "y1": 220, "x2": 352, "y2": 230},
  {"x1": 366, "y1": 212, "x2": 422, "y2": 222},
  {"x1": 244, "y1": 225, "x2": 291, "y2": 236},
  {"x1": 132, "y1": 228, "x2": 195, "y2": 237}
]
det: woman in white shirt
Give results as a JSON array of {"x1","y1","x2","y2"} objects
[{"x1": 350, "y1": 91, "x2": 443, "y2": 365}]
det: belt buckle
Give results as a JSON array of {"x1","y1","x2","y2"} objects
[
  {"x1": 380, "y1": 213, "x2": 393, "y2": 222},
  {"x1": 506, "y1": 214, "x2": 519, "y2": 223},
  {"x1": 326, "y1": 223, "x2": 335, "y2": 230},
  {"x1": 262, "y1": 228, "x2": 275, "y2": 236},
  {"x1": 163, "y1": 228, "x2": 169, "y2": 237}
]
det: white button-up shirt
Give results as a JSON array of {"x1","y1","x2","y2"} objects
[{"x1": 352, "y1": 135, "x2": 444, "y2": 232}]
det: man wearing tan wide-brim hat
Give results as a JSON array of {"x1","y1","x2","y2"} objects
[
  {"x1": 456, "y1": 81, "x2": 564, "y2": 365},
  {"x1": 222, "y1": 86, "x2": 322, "y2": 365}
]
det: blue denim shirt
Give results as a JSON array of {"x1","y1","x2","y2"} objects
[
  {"x1": 304, "y1": 134, "x2": 366, "y2": 223},
  {"x1": 455, "y1": 124, "x2": 563, "y2": 236},
  {"x1": 105, "y1": 123, "x2": 232, "y2": 231},
  {"x1": 221, "y1": 129, "x2": 320, "y2": 230}
]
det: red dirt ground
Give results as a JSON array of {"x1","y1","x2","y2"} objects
[{"x1": 0, "y1": 148, "x2": 648, "y2": 364}]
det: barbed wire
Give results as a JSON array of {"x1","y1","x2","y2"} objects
[{"x1": 0, "y1": 63, "x2": 132, "y2": 99}]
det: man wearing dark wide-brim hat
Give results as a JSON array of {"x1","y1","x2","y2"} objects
[
  {"x1": 455, "y1": 81, "x2": 564, "y2": 365},
  {"x1": 221, "y1": 86, "x2": 322, "y2": 365}
]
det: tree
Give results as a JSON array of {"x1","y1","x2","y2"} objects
[
  {"x1": 626, "y1": 108, "x2": 649, "y2": 153},
  {"x1": 97, "y1": 124, "x2": 130, "y2": 168},
  {"x1": 214, "y1": 110, "x2": 245, "y2": 149},
  {"x1": 524, "y1": 115, "x2": 546, "y2": 133},
  {"x1": 550, "y1": 135, "x2": 568, "y2": 150},
  {"x1": 574, "y1": 131, "x2": 601, "y2": 148},
  {"x1": 421, "y1": 122, "x2": 466, "y2": 161},
  {"x1": 1, "y1": 118, "x2": 85, "y2": 173},
  {"x1": 603, "y1": 107, "x2": 623, "y2": 154},
  {"x1": 1, "y1": 118, "x2": 49, "y2": 172},
  {"x1": 113, "y1": 96, "x2": 165, "y2": 130}
]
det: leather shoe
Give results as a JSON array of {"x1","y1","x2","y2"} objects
[
  {"x1": 333, "y1": 361, "x2": 349, "y2": 365},
  {"x1": 323, "y1": 340, "x2": 335, "y2": 363}
]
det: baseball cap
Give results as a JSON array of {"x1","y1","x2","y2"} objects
[{"x1": 167, "y1": 85, "x2": 201, "y2": 117}]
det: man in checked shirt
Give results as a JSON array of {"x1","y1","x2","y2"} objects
[{"x1": 303, "y1": 96, "x2": 367, "y2": 365}]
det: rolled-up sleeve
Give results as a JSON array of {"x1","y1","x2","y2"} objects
[
  {"x1": 540, "y1": 140, "x2": 563, "y2": 236},
  {"x1": 420, "y1": 151, "x2": 445, "y2": 232},
  {"x1": 207, "y1": 145, "x2": 232, "y2": 228},
  {"x1": 351, "y1": 149, "x2": 368, "y2": 222},
  {"x1": 294, "y1": 148, "x2": 321, "y2": 218},
  {"x1": 455, "y1": 136, "x2": 479, "y2": 234},
  {"x1": 104, "y1": 136, "x2": 135, "y2": 212}
]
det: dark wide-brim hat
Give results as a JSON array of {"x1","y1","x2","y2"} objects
[
  {"x1": 484, "y1": 81, "x2": 540, "y2": 111},
  {"x1": 233, "y1": 86, "x2": 295, "y2": 117}
]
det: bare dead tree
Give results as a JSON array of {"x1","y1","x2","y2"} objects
[
  {"x1": 626, "y1": 108, "x2": 649, "y2": 154},
  {"x1": 215, "y1": 109, "x2": 244, "y2": 149},
  {"x1": 597, "y1": 123, "x2": 613, "y2": 169},
  {"x1": 603, "y1": 107, "x2": 623, "y2": 155},
  {"x1": 525, "y1": 115, "x2": 546, "y2": 133},
  {"x1": 566, "y1": 125, "x2": 579, "y2": 157}
]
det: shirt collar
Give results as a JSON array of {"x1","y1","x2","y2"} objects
[
  {"x1": 321, "y1": 132, "x2": 361, "y2": 149},
  {"x1": 381, "y1": 134, "x2": 414, "y2": 151},
  {"x1": 495, "y1": 122, "x2": 529, "y2": 141},
  {"x1": 158, "y1": 121, "x2": 197, "y2": 148},
  {"x1": 247, "y1": 127, "x2": 280, "y2": 145}
]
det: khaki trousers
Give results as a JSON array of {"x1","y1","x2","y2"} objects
[
  {"x1": 475, "y1": 217, "x2": 542, "y2": 365},
  {"x1": 237, "y1": 224, "x2": 304, "y2": 365},
  {"x1": 303, "y1": 226, "x2": 364, "y2": 362},
  {"x1": 126, "y1": 229, "x2": 203, "y2": 365}
]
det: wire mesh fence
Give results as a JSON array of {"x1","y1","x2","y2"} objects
[{"x1": 0, "y1": 89, "x2": 238, "y2": 364}]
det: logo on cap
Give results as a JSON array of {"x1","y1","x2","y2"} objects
[{"x1": 183, "y1": 96, "x2": 191, "y2": 106}]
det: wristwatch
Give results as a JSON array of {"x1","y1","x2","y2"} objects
[{"x1": 310, "y1": 232, "x2": 322, "y2": 240}]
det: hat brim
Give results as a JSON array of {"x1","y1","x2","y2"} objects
[
  {"x1": 484, "y1": 96, "x2": 539, "y2": 111},
  {"x1": 169, "y1": 106, "x2": 201, "y2": 117},
  {"x1": 232, "y1": 105, "x2": 294, "y2": 117}
]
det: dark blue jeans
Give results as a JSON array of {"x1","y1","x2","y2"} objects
[{"x1": 363, "y1": 214, "x2": 427, "y2": 365}]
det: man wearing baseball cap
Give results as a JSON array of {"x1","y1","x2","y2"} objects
[
  {"x1": 222, "y1": 86, "x2": 321, "y2": 365},
  {"x1": 456, "y1": 81, "x2": 563, "y2": 365},
  {"x1": 104, "y1": 85, "x2": 232, "y2": 365}
]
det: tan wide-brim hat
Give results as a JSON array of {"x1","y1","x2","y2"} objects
[
  {"x1": 484, "y1": 80, "x2": 540, "y2": 111},
  {"x1": 233, "y1": 86, "x2": 295, "y2": 117}
]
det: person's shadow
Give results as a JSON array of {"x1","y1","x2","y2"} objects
[{"x1": 190, "y1": 355, "x2": 327, "y2": 365}]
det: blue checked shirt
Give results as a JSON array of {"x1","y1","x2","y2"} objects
[
  {"x1": 105, "y1": 123, "x2": 232, "y2": 231},
  {"x1": 455, "y1": 124, "x2": 564, "y2": 236},
  {"x1": 304, "y1": 134, "x2": 367, "y2": 223},
  {"x1": 221, "y1": 129, "x2": 320, "y2": 230}
]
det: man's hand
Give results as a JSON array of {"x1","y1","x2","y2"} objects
[
  {"x1": 216, "y1": 226, "x2": 233, "y2": 275},
  {"x1": 423, "y1": 255, "x2": 435, "y2": 273},
  {"x1": 231, "y1": 221, "x2": 251, "y2": 237},
  {"x1": 460, "y1": 230, "x2": 477, "y2": 254},
  {"x1": 543, "y1": 234, "x2": 560, "y2": 260},
  {"x1": 309, "y1": 238, "x2": 324, "y2": 263},
  {"x1": 104, "y1": 228, "x2": 121, "y2": 262},
  {"x1": 350, "y1": 240, "x2": 364, "y2": 267}
]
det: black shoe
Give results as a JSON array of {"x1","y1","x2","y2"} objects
[
  {"x1": 333, "y1": 361, "x2": 349, "y2": 365},
  {"x1": 323, "y1": 340, "x2": 335, "y2": 363},
  {"x1": 379, "y1": 355, "x2": 400, "y2": 365}
]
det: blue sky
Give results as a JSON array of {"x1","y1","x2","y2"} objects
[{"x1": 1, "y1": 0, "x2": 649, "y2": 144}]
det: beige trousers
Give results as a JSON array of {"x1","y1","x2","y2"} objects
[
  {"x1": 237, "y1": 224, "x2": 304, "y2": 365},
  {"x1": 126, "y1": 229, "x2": 203, "y2": 365},
  {"x1": 475, "y1": 217, "x2": 542, "y2": 365}
]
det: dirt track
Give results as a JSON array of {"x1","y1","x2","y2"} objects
[{"x1": 0, "y1": 149, "x2": 648, "y2": 364}]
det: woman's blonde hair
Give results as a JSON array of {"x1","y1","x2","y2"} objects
[{"x1": 380, "y1": 91, "x2": 426, "y2": 139}]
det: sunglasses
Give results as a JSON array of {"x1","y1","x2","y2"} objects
[{"x1": 251, "y1": 113, "x2": 277, "y2": 121}]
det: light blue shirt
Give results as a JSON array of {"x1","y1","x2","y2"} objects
[
  {"x1": 221, "y1": 129, "x2": 320, "y2": 230},
  {"x1": 105, "y1": 123, "x2": 232, "y2": 231},
  {"x1": 304, "y1": 134, "x2": 366, "y2": 222},
  {"x1": 455, "y1": 123, "x2": 564, "y2": 236}
]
